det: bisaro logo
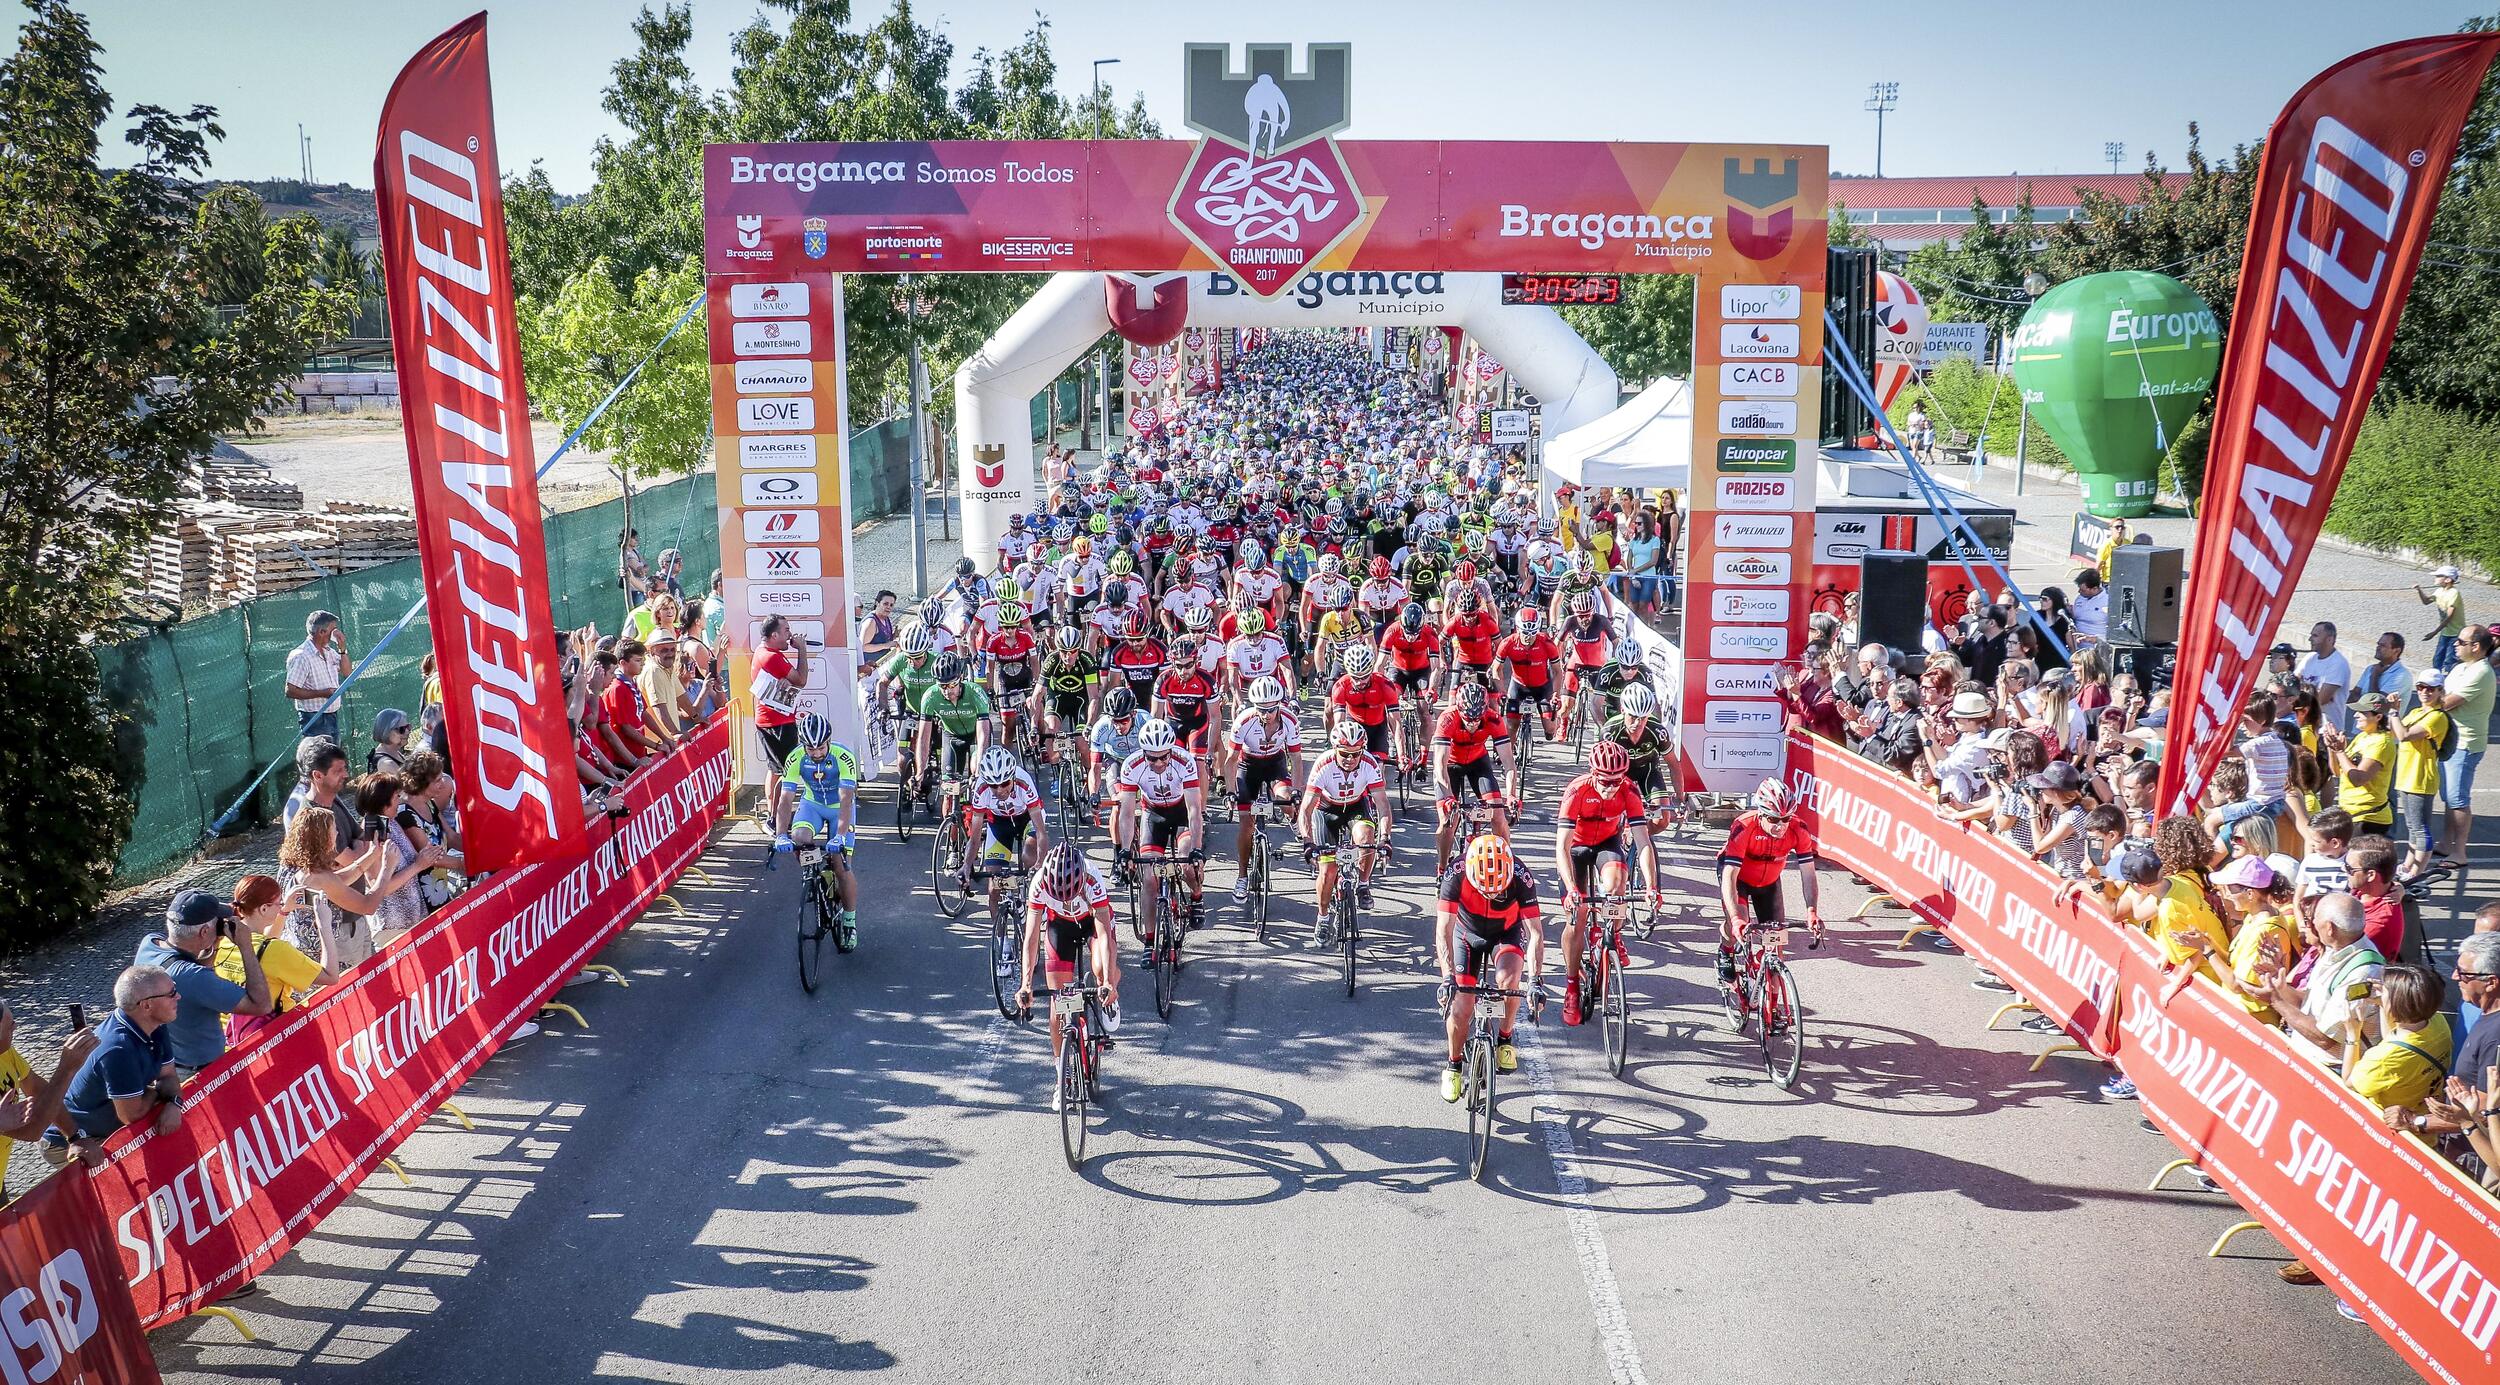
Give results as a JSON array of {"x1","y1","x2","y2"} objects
[{"x1": 971, "y1": 444, "x2": 1009, "y2": 490}]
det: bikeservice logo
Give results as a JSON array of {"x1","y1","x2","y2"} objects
[
  {"x1": 1167, "y1": 43, "x2": 1365, "y2": 300},
  {"x1": 982, "y1": 237, "x2": 1078, "y2": 264}
]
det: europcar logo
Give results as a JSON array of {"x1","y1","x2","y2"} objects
[
  {"x1": 971, "y1": 444, "x2": 1009, "y2": 490},
  {"x1": 1716, "y1": 439, "x2": 1797, "y2": 472}
]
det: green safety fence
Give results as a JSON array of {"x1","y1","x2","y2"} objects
[{"x1": 96, "y1": 471, "x2": 723, "y2": 885}]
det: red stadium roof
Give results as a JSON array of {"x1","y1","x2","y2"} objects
[{"x1": 1829, "y1": 172, "x2": 2191, "y2": 212}]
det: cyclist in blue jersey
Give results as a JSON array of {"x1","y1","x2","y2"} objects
[
  {"x1": 772, "y1": 712, "x2": 860, "y2": 951},
  {"x1": 1086, "y1": 686, "x2": 1146, "y2": 803}
]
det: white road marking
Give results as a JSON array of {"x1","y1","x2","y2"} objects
[
  {"x1": 966, "y1": 1013, "x2": 1015, "y2": 1099},
  {"x1": 1519, "y1": 1024, "x2": 1651, "y2": 1385}
]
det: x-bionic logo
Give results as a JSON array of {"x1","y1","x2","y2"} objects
[
  {"x1": 1722, "y1": 157, "x2": 1798, "y2": 261},
  {"x1": 971, "y1": 444, "x2": 1008, "y2": 489}
]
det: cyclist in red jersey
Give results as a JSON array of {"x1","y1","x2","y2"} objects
[
  {"x1": 1378, "y1": 601, "x2": 1444, "y2": 702},
  {"x1": 1153, "y1": 637, "x2": 1218, "y2": 754},
  {"x1": 1716, "y1": 780, "x2": 1823, "y2": 982},
  {"x1": 1327, "y1": 644, "x2": 1398, "y2": 760},
  {"x1": 1551, "y1": 741, "x2": 1658, "y2": 1025},
  {"x1": 1435, "y1": 835, "x2": 1545, "y2": 1101},
  {"x1": 1108, "y1": 611, "x2": 1168, "y2": 707},
  {"x1": 1442, "y1": 587, "x2": 1501, "y2": 683},
  {"x1": 1432, "y1": 681, "x2": 1514, "y2": 873},
  {"x1": 1495, "y1": 607, "x2": 1564, "y2": 740},
  {"x1": 1554, "y1": 590, "x2": 1614, "y2": 731},
  {"x1": 1017, "y1": 843, "x2": 1121, "y2": 1085}
]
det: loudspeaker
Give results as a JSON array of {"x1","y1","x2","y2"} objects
[
  {"x1": 2107, "y1": 544, "x2": 2184, "y2": 647},
  {"x1": 1822, "y1": 247, "x2": 1879, "y2": 447},
  {"x1": 1858, "y1": 549, "x2": 1930, "y2": 656}
]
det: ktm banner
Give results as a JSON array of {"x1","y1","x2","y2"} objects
[
  {"x1": 88, "y1": 720, "x2": 730, "y2": 1328},
  {"x1": 375, "y1": 14, "x2": 585, "y2": 871},
  {"x1": 2161, "y1": 35, "x2": 2500, "y2": 817},
  {"x1": 1788, "y1": 736, "x2": 2500, "y2": 1381},
  {"x1": 0, "y1": 1174, "x2": 160, "y2": 1383}
]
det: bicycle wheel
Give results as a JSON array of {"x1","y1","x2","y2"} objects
[
  {"x1": 1466, "y1": 1036, "x2": 1496, "y2": 1184},
  {"x1": 1337, "y1": 893, "x2": 1357, "y2": 998},
  {"x1": 1058, "y1": 1037, "x2": 1087, "y2": 1169},
  {"x1": 1154, "y1": 881, "x2": 1179, "y2": 1019},
  {"x1": 1720, "y1": 957, "x2": 1751, "y2": 1034},
  {"x1": 1601, "y1": 940, "x2": 1630, "y2": 1076},
  {"x1": 797, "y1": 873, "x2": 828, "y2": 995},
  {"x1": 989, "y1": 900, "x2": 1020, "y2": 1020},
  {"x1": 931, "y1": 817, "x2": 971, "y2": 918},
  {"x1": 892, "y1": 770, "x2": 917, "y2": 841},
  {"x1": 1252, "y1": 834, "x2": 1270, "y2": 942},
  {"x1": 1761, "y1": 959, "x2": 1804, "y2": 1090}
]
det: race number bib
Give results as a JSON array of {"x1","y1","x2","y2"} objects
[{"x1": 754, "y1": 670, "x2": 800, "y2": 716}]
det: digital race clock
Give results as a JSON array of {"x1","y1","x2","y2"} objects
[{"x1": 1499, "y1": 273, "x2": 1624, "y2": 306}]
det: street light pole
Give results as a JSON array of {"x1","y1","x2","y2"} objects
[
  {"x1": 1093, "y1": 58, "x2": 1120, "y2": 461},
  {"x1": 1865, "y1": 81, "x2": 1899, "y2": 178},
  {"x1": 2104, "y1": 140, "x2": 2125, "y2": 175}
]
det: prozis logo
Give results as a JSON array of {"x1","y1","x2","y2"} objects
[
  {"x1": 1167, "y1": 44, "x2": 1364, "y2": 300},
  {"x1": 971, "y1": 444, "x2": 1009, "y2": 490},
  {"x1": 1716, "y1": 476, "x2": 1794, "y2": 511},
  {"x1": 1716, "y1": 439, "x2": 1797, "y2": 473}
]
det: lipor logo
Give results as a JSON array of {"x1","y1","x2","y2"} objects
[
  {"x1": 1719, "y1": 284, "x2": 1800, "y2": 321},
  {"x1": 971, "y1": 444, "x2": 1009, "y2": 490},
  {"x1": 1713, "y1": 551, "x2": 1792, "y2": 584}
]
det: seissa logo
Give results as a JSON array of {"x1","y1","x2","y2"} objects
[{"x1": 971, "y1": 444, "x2": 1009, "y2": 490}]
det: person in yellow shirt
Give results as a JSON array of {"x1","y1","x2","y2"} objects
[
  {"x1": 214, "y1": 875, "x2": 334, "y2": 1048},
  {"x1": 2118, "y1": 820, "x2": 2233, "y2": 989},
  {"x1": 2391, "y1": 672, "x2": 2451, "y2": 876},
  {"x1": 2349, "y1": 963, "x2": 2454, "y2": 1117},
  {"x1": 2212, "y1": 856, "x2": 2299, "y2": 1023},
  {"x1": 0, "y1": 1002, "x2": 98, "y2": 1191},
  {"x1": 2325, "y1": 692, "x2": 2397, "y2": 832},
  {"x1": 1556, "y1": 486, "x2": 1584, "y2": 555},
  {"x1": 2095, "y1": 518, "x2": 2130, "y2": 584}
]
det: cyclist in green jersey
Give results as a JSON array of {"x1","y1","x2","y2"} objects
[
  {"x1": 914, "y1": 654, "x2": 995, "y2": 792},
  {"x1": 771, "y1": 712, "x2": 861, "y2": 949}
]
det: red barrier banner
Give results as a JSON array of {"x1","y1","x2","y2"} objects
[
  {"x1": 1787, "y1": 734, "x2": 2500, "y2": 1380},
  {"x1": 702, "y1": 139, "x2": 1826, "y2": 287},
  {"x1": 375, "y1": 14, "x2": 585, "y2": 871},
  {"x1": 88, "y1": 720, "x2": 731, "y2": 1328},
  {"x1": 0, "y1": 1173, "x2": 161, "y2": 1383},
  {"x1": 2160, "y1": 35, "x2": 2500, "y2": 817}
]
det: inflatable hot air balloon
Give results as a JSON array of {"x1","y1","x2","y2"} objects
[
  {"x1": 2009, "y1": 271, "x2": 2221, "y2": 518},
  {"x1": 1872, "y1": 271, "x2": 1928, "y2": 412}
]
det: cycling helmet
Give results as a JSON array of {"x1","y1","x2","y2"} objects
[
  {"x1": 934, "y1": 654, "x2": 968, "y2": 684},
  {"x1": 978, "y1": 746, "x2": 1020, "y2": 786},
  {"x1": 1612, "y1": 638, "x2": 1640, "y2": 667},
  {"x1": 1369, "y1": 556, "x2": 1392, "y2": 580},
  {"x1": 1752, "y1": 780, "x2": 1795, "y2": 819},
  {"x1": 1103, "y1": 580, "x2": 1129, "y2": 609},
  {"x1": 1320, "y1": 584, "x2": 1352, "y2": 610},
  {"x1": 1569, "y1": 591, "x2": 1595, "y2": 616},
  {"x1": 1399, "y1": 602, "x2": 1426, "y2": 633},
  {"x1": 1589, "y1": 741, "x2": 1629, "y2": 779},
  {"x1": 1456, "y1": 682, "x2": 1489, "y2": 718},
  {"x1": 1056, "y1": 627, "x2": 1084, "y2": 651},
  {"x1": 1125, "y1": 610, "x2": 1152, "y2": 640},
  {"x1": 1008, "y1": 513, "x2": 1028, "y2": 531},
  {"x1": 1186, "y1": 606, "x2": 1214, "y2": 632},
  {"x1": 994, "y1": 577, "x2": 1022, "y2": 604},
  {"x1": 1249, "y1": 677, "x2": 1285, "y2": 709},
  {"x1": 1242, "y1": 546, "x2": 1267, "y2": 570},
  {"x1": 1239, "y1": 609, "x2": 1268, "y2": 637},
  {"x1": 1072, "y1": 535, "x2": 1094, "y2": 556},
  {"x1": 1329, "y1": 721, "x2": 1366, "y2": 754},
  {"x1": 902, "y1": 626, "x2": 935, "y2": 657},
  {"x1": 999, "y1": 602, "x2": 1027, "y2": 627},
  {"x1": 1571, "y1": 552, "x2": 1596, "y2": 576},
  {"x1": 1104, "y1": 687, "x2": 1138, "y2": 719},
  {"x1": 1464, "y1": 835, "x2": 1514, "y2": 895},
  {"x1": 1107, "y1": 550, "x2": 1135, "y2": 575},
  {"x1": 955, "y1": 557, "x2": 977, "y2": 579},
  {"x1": 1138, "y1": 718, "x2": 1178, "y2": 754},
  {"x1": 1088, "y1": 514, "x2": 1110, "y2": 535},
  {"x1": 1341, "y1": 645, "x2": 1376, "y2": 677},
  {"x1": 1169, "y1": 636, "x2": 1200, "y2": 663},
  {"x1": 1041, "y1": 841, "x2": 1090, "y2": 898},
  {"x1": 1620, "y1": 682, "x2": 1658, "y2": 719},
  {"x1": 1455, "y1": 586, "x2": 1481, "y2": 613},
  {"x1": 1318, "y1": 553, "x2": 1344, "y2": 576},
  {"x1": 922, "y1": 598, "x2": 947, "y2": 626},
  {"x1": 1455, "y1": 560, "x2": 1478, "y2": 583},
  {"x1": 798, "y1": 712, "x2": 834, "y2": 747},
  {"x1": 1514, "y1": 608, "x2": 1542, "y2": 634}
]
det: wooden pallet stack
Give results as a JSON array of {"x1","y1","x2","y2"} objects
[
  {"x1": 192, "y1": 462, "x2": 303, "y2": 512},
  {"x1": 308, "y1": 501, "x2": 417, "y2": 573},
  {"x1": 213, "y1": 525, "x2": 343, "y2": 604},
  {"x1": 144, "y1": 506, "x2": 232, "y2": 610}
]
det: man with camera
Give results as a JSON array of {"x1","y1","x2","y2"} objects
[{"x1": 132, "y1": 889, "x2": 272, "y2": 1077}]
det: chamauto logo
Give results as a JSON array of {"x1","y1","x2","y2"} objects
[{"x1": 971, "y1": 444, "x2": 1008, "y2": 489}]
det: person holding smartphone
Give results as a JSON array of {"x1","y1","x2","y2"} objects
[
  {"x1": 130, "y1": 890, "x2": 271, "y2": 1076},
  {"x1": 0, "y1": 1000, "x2": 98, "y2": 1193}
]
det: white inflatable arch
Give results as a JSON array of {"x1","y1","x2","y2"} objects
[{"x1": 951, "y1": 271, "x2": 1619, "y2": 559}]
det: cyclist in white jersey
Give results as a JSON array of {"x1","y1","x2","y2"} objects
[
  {"x1": 1298, "y1": 720, "x2": 1390, "y2": 929},
  {"x1": 1223, "y1": 677, "x2": 1303, "y2": 902},
  {"x1": 1017, "y1": 843, "x2": 1120, "y2": 1080}
]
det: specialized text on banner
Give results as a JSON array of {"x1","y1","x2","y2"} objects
[
  {"x1": 0, "y1": 1173, "x2": 161, "y2": 1383},
  {"x1": 373, "y1": 14, "x2": 586, "y2": 871},
  {"x1": 2159, "y1": 34, "x2": 2500, "y2": 817}
]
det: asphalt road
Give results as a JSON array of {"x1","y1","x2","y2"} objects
[{"x1": 151, "y1": 732, "x2": 2413, "y2": 1384}]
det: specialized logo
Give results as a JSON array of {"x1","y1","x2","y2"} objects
[
  {"x1": 1723, "y1": 157, "x2": 1799, "y2": 261},
  {"x1": 1167, "y1": 44, "x2": 1365, "y2": 300},
  {"x1": 802, "y1": 216, "x2": 828, "y2": 259},
  {"x1": 1713, "y1": 513, "x2": 1793, "y2": 547},
  {"x1": 1715, "y1": 438, "x2": 1797, "y2": 472},
  {"x1": 971, "y1": 444, "x2": 1009, "y2": 490}
]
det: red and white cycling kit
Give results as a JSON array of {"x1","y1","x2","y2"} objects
[
  {"x1": 1226, "y1": 633, "x2": 1290, "y2": 682},
  {"x1": 1718, "y1": 809, "x2": 1812, "y2": 922},
  {"x1": 1119, "y1": 749, "x2": 1201, "y2": 851},
  {"x1": 1027, "y1": 862, "x2": 1111, "y2": 971}
]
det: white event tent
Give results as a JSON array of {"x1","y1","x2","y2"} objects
[{"x1": 1540, "y1": 375, "x2": 1692, "y2": 493}]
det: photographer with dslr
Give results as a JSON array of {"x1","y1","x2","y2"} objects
[{"x1": 133, "y1": 889, "x2": 272, "y2": 1077}]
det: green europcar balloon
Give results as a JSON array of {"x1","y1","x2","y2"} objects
[{"x1": 2010, "y1": 271, "x2": 2221, "y2": 518}]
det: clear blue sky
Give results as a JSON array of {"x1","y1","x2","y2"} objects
[{"x1": 79, "y1": 1, "x2": 2489, "y2": 192}]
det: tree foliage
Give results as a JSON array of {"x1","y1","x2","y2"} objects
[
  {"x1": 0, "y1": 1, "x2": 353, "y2": 938},
  {"x1": 1560, "y1": 274, "x2": 1694, "y2": 387},
  {"x1": 517, "y1": 258, "x2": 711, "y2": 480}
]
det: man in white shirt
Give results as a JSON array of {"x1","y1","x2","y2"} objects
[
  {"x1": 2296, "y1": 620, "x2": 2353, "y2": 732},
  {"x1": 2069, "y1": 569, "x2": 2109, "y2": 644},
  {"x1": 283, "y1": 610, "x2": 351, "y2": 744}
]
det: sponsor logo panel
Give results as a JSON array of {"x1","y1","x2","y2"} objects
[
  {"x1": 1717, "y1": 323, "x2": 1799, "y2": 359},
  {"x1": 1715, "y1": 476, "x2": 1795, "y2": 511},
  {"x1": 1713, "y1": 551, "x2": 1792, "y2": 584},
  {"x1": 1692, "y1": 734, "x2": 1786, "y2": 773},
  {"x1": 1713, "y1": 588, "x2": 1792, "y2": 622},
  {"x1": 1717, "y1": 400, "x2": 1798, "y2": 436},
  {"x1": 1708, "y1": 625, "x2": 1789, "y2": 660},
  {"x1": 1704, "y1": 663, "x2": 1779, "y2": 697},
  {"x1": 728, "y1": 282, "x2": 808, "y2": 318},
  {"x1": 731, "y1": 319, "x2": 811, "y2": 356},
  {"x1": 1718, "y1": 361, "x2": 1799, "y2": 397},
  {"x1": 745, "y1": 545, "x2": 824, "y2": 580},
  {"x1": 736, "y1": 396, "x2": 815, "y2": 432},
  {"x1": 742, "y1": 472, "x2": 819, "y2": 506},
  {"x1": 744, "y1": 510, "x2": 821, "y2": 543},
  {"x1": 1719, "y1": 284, "x2": 1802, "y2": 321},
  {"x1": 746, "y1": 584, "x2": 825, "y2": 616},
  {"x1": 738, "y1": 435, "x2": 819, "y2": 470},
  {"x1": 735, "y1": 360, "x2": 813, "y2": 394},
  {"x1": 1713, "y1": 513, "x2": 1794, "y2": 548},
  {"x1": 1704, "y1": 700, "x2": 1786, "y2": 732},
  {"x1": 1714, "y1": 438, "x2": 1797, "y2": 473}
]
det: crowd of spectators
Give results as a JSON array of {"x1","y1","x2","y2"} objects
[
  {"x1": 1552, "y1": 483, "x2": 1680, "y2": 620},
  {"x1": 1802, "y1": 563, "x2": 2500, "y2": 1269}
]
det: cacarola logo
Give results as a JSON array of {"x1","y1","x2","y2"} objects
[
  {"x1": 971, "y1": 444, "x2": 1008, "y2": 490},
  {"x1": 1206, "y1": 269, "x2": 1447, "y2": 308}
]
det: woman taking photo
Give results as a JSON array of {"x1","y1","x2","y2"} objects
[
  {"x1": 218, "y1": 875, "x2": 338, "y2": 1047},
  {"x1": 278, "y1": 808, "x2": 442, "y2": 970}
]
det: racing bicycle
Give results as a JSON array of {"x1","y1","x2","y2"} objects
[
  {"x1": 926, "y1": 770, "x2": 975, "y2": 918},
  {"x1": 1721, "y1": 913, "x2": 1805, "y2": 1090},
  {"x1": 1311, "y1": 836, "x2": 1389, "y2": 998},
  {"x1": 1128, "y1": 849, "x2": 1203, "y2": 1021},
  {"x1": 1440, "y1": 979, "x2": 1543, "y2": 1183},
  {"x1": 1575, "y1": 891, "x2": 1649, "y2": 1076},
  {"x1": 1023, "y1": 982, "x2": 1110, "y2": 1170},
  {"x1": 795, "y1": 841, "x2": 839, "y2": 995},
  {"x1": 979, "y1": 860, "x2": 1032, "y2": 1020}
]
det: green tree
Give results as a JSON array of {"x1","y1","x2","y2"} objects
[
  {"x1": 517, "y1": 258, "x2": 711, "y2": 480},
  {"x1": 0, "y1": 0, "x2": 352, "y2": 938},
  {"x1": 1896, "y1": 194, "x2": 2043, "y2": 340},
  {"x1": 1560, "y1": 274, "x2": 1694, "y2": 386},
  {"x1": 2039, "y1": 127, "x2": 2254, "y2": 335}
]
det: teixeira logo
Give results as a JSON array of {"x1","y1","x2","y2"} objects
[
  {"x1": 1167, "y1": 43, "x2": 1366, "y2": 301},
  {"x1": 971, "y1": 444, "x2": 1009, "y2": 489}
]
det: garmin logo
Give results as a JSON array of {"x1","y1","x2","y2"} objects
[{"x1": 1706, "y1": 663, "x2": 1779, "y2": 697}]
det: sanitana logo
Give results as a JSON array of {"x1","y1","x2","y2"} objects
[{"x1": 1166, "y1": 44, "x2": 1367, "y2": 302}]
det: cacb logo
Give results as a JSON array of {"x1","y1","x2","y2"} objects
[{"x1": 972, "y1": 444, "x2": 1008, "y2": 489}]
